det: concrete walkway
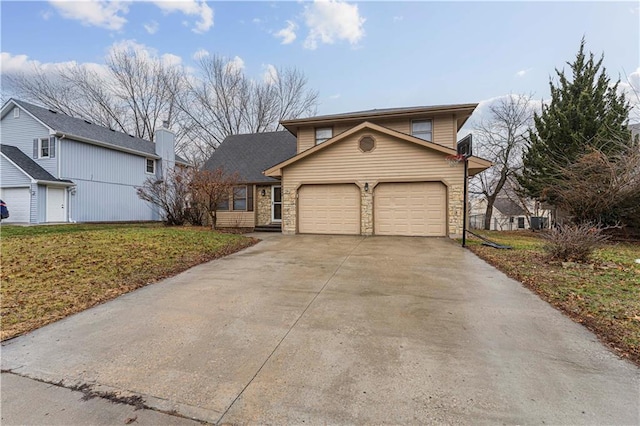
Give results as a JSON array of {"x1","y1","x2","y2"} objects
[{"x1": 2, "y1": 234, "x2": 639, "y2": 425}]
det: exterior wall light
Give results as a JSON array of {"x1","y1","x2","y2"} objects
[{"x1": 364, "y1": 183, "x2": 369, "y2": 192}]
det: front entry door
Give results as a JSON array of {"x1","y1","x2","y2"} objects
[
  {"x1": 271, "y1": 186, "x2": 282, "y2": 223},
  {"x1": 47, "y1": 187, "x2": 66, "y2": 222}
]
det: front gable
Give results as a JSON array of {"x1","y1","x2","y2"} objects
[{"x1": 265, "y1": 121, "x2": 490, "y2": 178}]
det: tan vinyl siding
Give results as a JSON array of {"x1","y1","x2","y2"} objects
[
  {"x1": 295, "y1": 115, "x2": 457, "y2": 154},
  {"x1": 215, "y1": 211, "x2": 255, "y2": 228},
  {"x1": 333, "y1": 118, "x2": 411, "y2": 137},
  {"x1": 432, "y1": 114, "x2": 456, "y2": 148},
  {"x1": 286, "y1": 129, "x2": 463, "y2": 184},
  {"x1": 297, "y1": 127, "x2": 315, "y2": 153}
]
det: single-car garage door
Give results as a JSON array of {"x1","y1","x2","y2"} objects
[
  {"x1": 375, "y1": 182, "x2": 446, "y2": 236},
  {"x1": 1, "y1": 187, "x2": 31, "y2": 223},
  {"x1": 298, "y1": 184, "x2": 360, "y2": 235}
]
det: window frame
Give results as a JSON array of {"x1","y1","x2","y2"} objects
[
  {"x1": 232, "y1": 185, "x2": 248, "y2": 211},
  {"x1": 145, "y1": 158, "x2": 156, "y2": 174},
  {"x1": 315, "y1": 127, "x2": 333, "y2": 145},
  {"x1": 13, "y1": 107, "x2": 19, "y2": 118},
  {"x1": 411, "y1": 119, "x2": 433, "y2": 141},
  {"x1": 39, "y1": 137, "x2": 50, "y2": 159}
]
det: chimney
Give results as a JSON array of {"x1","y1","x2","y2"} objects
[{"x1": 155, "y1": 122, "x2": 175, "y2": 178}]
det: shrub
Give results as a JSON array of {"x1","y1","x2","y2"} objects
[{"x1": 542, "y1": 222, "x2": 611, "y2": 263}]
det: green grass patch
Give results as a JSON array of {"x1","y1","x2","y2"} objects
[
  {"x1": 467, "y1": 230, "x2": 640, "y2": 365},
  {"x1": 1, "y1": 224, "x2": 257, "y2": 340}
]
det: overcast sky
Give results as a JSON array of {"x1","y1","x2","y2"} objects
[{"x1": 1, "y1": 1, "x2": 638, "y2": 123}]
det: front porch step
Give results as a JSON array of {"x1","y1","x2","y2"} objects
[{"x1": 253, "y1": 223, "x2": 282, "y2": 232}]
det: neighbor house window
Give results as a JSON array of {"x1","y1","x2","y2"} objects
[
  {"x1": 39, "y1": 137, "x2": 50, "y2": 158},
  {"x1": 315, "y1": 127, "x2": 332, "y2": 145},
  {"x1": 518, "y1": 217, "x2": 525, "y2": 229},
  {"x1": 411, "y1": 119, "x2": 432, "y2": 141},
  {"x1": 233, "y1": 186, "x2": 247, "y2": 211},
  {"x1": 13, "y1": 108, "x2": 19, "y2": 118},
  {"x1": 146, "y1": 158, "x2": 155, "y2": 174}
]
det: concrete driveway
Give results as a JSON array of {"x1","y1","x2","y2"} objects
[{"x1": 2, "y1": 234, "x2": 639, "y2": 425}]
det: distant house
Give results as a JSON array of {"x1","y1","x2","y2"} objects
[
  {"x1": 204, "y1": 103, "x2": 492, "y2": 237},
  {"x1": 0, "y1": 99, "x2": 188, "y2": 224},
  {"x1": 470, "y1": 197, "x2": 550, "y2": 231}
]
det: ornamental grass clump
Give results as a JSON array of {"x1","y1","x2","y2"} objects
[{"x1": 542, "y1": 222, "x2": 611, "y2": 263}]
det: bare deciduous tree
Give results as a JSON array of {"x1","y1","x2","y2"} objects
[
  {"x1": 190, "y1": 168, "x2": 240, "y2": 230},
  {"x1": 178, "y1": 56, "x2": 319, "y2": 162},
  {"x1": 552, "y1": 140, "x2": 640, "y2": 227},
  {"x1": 136, "y1": 166, "x2": 194, "y2": 226},
  {"x1": 470, "y1": 94, "x2": 536, "y2": 229},
  {"x1": 6, "y1": 51, "x2": 319, "y2": 166}
]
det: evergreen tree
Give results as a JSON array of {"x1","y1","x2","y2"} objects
[{"x1": 519, "y1": 39, "x2": 631, "y2": 203}]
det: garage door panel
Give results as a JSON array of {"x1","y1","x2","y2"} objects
[
  {"x1": 299, "y1": 184, "x2": 360, "y2": 235},
  {"x1": 374, "y1": 182, "x2": 446, "y2": 237},
  {"x1": 0, "y1": 188, "x2": 31, "y2": 223}
]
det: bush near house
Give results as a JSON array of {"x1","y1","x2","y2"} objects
[
  {"x1": 466, "y1": 231, "x2": 640, "y2": 365},
  {"x1": 0, "y1": 224, "x2": 257, "y2": 340}
]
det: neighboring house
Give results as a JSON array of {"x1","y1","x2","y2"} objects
[
  {"x1": 630, "y1": 122, "x2": 640, "y2": 142},
  {"x1": 470, "y1": 196, "x2": 551, "y2": 230},
  {"x1": 0, "y1": 99, "x2": 187, "y2": 224},
  {"x1": 205, "y1": 103, "x2": 492, "y2": 237}
]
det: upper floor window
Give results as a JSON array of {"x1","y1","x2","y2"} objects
[
  {"x1": 146, "y1": 158, "x2": 155, "y2": 174},
  {"x1": 13, "y1": 107, "x2": 19, "y2": 118},
  {"x1": 315, "y1": 127, "x2": 332, "y2": 145},
  {"x1": 411, "y1": 119, "x2": 432, "y2": 141},
  {"x1": 39, "y1": 137, "x2": 50, "y2": 158}
]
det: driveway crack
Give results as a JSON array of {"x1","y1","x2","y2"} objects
[{"x1": 216, "y1": 236, "x2": 366, "y2": 424}]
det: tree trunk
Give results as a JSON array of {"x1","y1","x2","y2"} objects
[{"x1": 484, "y1": 198, "x2": 496, "y2": 230}]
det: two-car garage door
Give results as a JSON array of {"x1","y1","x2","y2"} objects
[{"x1": 297, "y1": 182, "x2": 446, "y2": 236}]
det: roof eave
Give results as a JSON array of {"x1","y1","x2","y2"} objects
[
  {"x1": 55, "y1": 132, "x2": 161, "y2": 159},
  {"x1": 280, "y1": 103, "x2": 479, "y2": 130}
]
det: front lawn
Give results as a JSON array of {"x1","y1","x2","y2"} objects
[
  {"x1": 466, "y1": 230, "x2": 640, "y2": 365},
  {"x1": 1, "y1": 224, "x2": 257, "y2": 340}
]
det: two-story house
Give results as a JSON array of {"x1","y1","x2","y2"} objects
[
  {"x1": 203, "y1": 103, "x2": 491, "y2": 237},
  {"x1": 0, "y1": 99, "x2": 187, "y2": 224}
]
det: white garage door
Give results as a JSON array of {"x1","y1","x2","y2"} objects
[
  {"x1": 298, "y1": 184, "x2": 360, "y2": 235},
  {"x1": 375, "y1": 182, "x2": 446, "y2": 236},
  {"x1": 1, "y1": 187, "x2": 31, "y2": 223}
]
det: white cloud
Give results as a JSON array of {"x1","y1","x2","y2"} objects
[
  {"x1": 329, "y1": 93, "x2": 341, "y2": 99},
  {"x1": 144, "y1": 20, "x2": 159, "y2": 34},
  {"x1": 303, "y1": 0, "x2": 365, "y2": 50},
  {"x1": 192, "y1": 48, "x2": 209, "y2": 60},
  {"x1": 619, "y1": 67, "x2": 640, "y2": 122},
  {"x1": 41, "y1": 9, "x2": 53, "y2": 21},
  {"x1": 49, "y1": 0, "x2": 129, "y2": 30},
  {"x1": 151, "y1": 0, "x2": 214, "y2": 34},
  {"x1": 0, "y1": 52, "x2": 79, "y2": 75},
  {"x1": 225, "y1": 56, "x2": 245, "y2": 74},
  {"x1": 515, "y1": 68, "x2": 532, "y2": 77},
  {"x1": 275, "y1": 20, "x2": 298, "y2": 45},
  {"x1": 393, "y1": 16, "x2": 403, "y2": 22},
  {"x1": 263, "y1": 64, "x2": 278, "y2": 85}
]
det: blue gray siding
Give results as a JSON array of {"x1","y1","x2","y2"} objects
[
  {"x1": 61, "y1": 139, "x2": 159, "y2": 222},
  {"x1": 1, "y1": 156, "x2": 31, "y2": 186},
  {"x1": 35, "y1": 184, "x2": 45, "y2": 223},
  {"x1": 0, "y1": 109, "x2": 58, "y2": 177}
]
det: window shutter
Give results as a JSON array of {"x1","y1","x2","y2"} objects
[
  {"x1": 247, "y1": 185, "x2": 254, "y2": 211},
  {"x1": 49, "y1": 136, "x2": 56, "y2": 158},
  {"x1": 33, "y1": 139, "x2": 38, "y2": 158}
]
